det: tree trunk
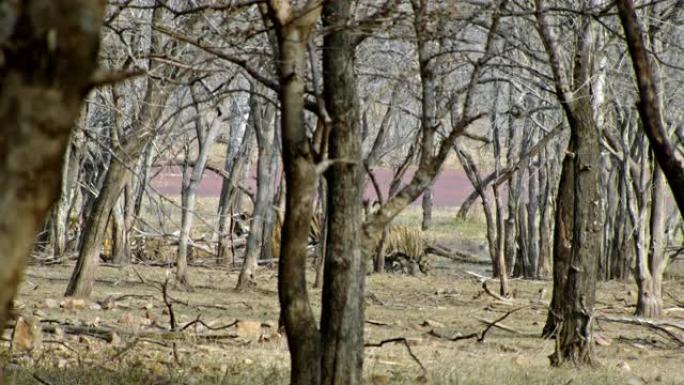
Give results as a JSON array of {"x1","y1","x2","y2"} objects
[
  {"x1": 110, "y1": 196, "x2": 129, "y2": 265},
  {"x1": 527, "y1": 153, "x2": 540, "y2": 277},
  {"x1": 53, "y1": 118, "x2": 84, "y2": 261},
  {"x1": 0, "y1": 0, "x2": 104, "y2": 339},
  {"x1": 457, "y1": 145, "x2": 500, "y2": 277},
  {"x1": 216, "y1": 118, "x2": 254, "y2": 265},
  {"x1": 535, "y1": 2, "x2": 603, "y2": 365},
  {"x1": 66, "y1": 4, "x2": 179, "y2": 297},
  {"x1": 320, "y1": 2, "x2": 365, "y2": 383},
  {"x1": 422, "y1": 186, "x2": 433, "y2": 231},
  {"x1": 238, "y1": 88, "x2": 276, "y2": 290},
  {"x1": 616, "y1": 0, "x2": 684, "y2": 216},
  {"x1": 269, "y1": 2, "x2": 323, "y2": 384},
  {"x1": 314, "y1": 179, "x2": 328, "y2": 289},
  {"x1": 65, "y1": 161, "x2": 130, "y2": 297},
  {"x1": 176, "y1": 105, "x2": 221, "y2": 286}
]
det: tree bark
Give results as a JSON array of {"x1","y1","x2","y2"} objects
[
  {"x1": 320, "y1": 1, "x2": 365, "y2": 383},
  {"x1": 176, "y1": 99, "x2": 221, "y2": 287},
  {"x1": 237, "y1": 88, "x2": 276, "y2": 290},
  {"x1": 536, "y1": 2, "x2": 603, "y2": 365},
  {"x1": 616, "y1": 0, "x2": 684, "y2": 217},
  {"x1": 0, "y1": 0, "x2": 104, "y2": 342},
  {"x1": 66, "y1": 3, "x2": 182, "y2": 297},
  {"x1": 268, "y1": 2, "x2": 323, "y2": 384}
]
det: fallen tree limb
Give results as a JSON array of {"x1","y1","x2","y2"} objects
[
  {"x1": 40, "y1": 322, "x2": 240, "y2": 343},
  {"x1": 425, "y1": 244, "x2": 489, "y2": 265},
  {"x1": 476, "y1": 317, "x2": 521, "y2": 335},
  {"x1": 365, "y1": 337, "x2": 427, "y2": 375},
  {"x1": 596, "y1": 315, "x2": 684, "y2": 346},
  {"x1": 427, "y1": 306, "x2": 529, "y2": 343}
]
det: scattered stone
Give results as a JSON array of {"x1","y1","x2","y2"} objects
[
  {"x1": 119, "y1": 312, "x2": 142, "y2": 327},
  {"x1": 61, "y1": 298, "x2": 87, "y2": 311},
  {"x1": 512, "y1": 355, "x2": 530, "y2": 367},
  {"x1": 44, "y1": 298, "x2": 59, "y2": 309},
  {"x1": 371, "y1": 374, "x2": 390, "y2": 385},
  {"x1": 98, "y1": 296, "x2": 116, "y2": 310},
  {"x1": 594, "y1": 334, "x2": 612, "y2": 346},
  {"x1": 11, "y1": 316, "x2": 42, "y2": 352},
  {"x1": 617, "y1": 361, "x2": 631, "y2": 372},
  {"x1": 236, "y1": 320, "x2": 263, "y2": 339},
  {"x1": 422, "y1": 319, "x2": 445, "y2": 328}
]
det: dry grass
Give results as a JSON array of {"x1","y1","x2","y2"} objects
[
  {"x1": 4, "y1": 206, "x2": 684, "y2": 384},
  {"x1": 4, "y1": 258, "x2": 684, "y2": 385}
]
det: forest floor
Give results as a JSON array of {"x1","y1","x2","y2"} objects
[{"x1": 3, "y1": 209, "x2": 684, "y2": 385}]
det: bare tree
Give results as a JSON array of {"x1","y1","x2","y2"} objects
[
  {"x1": 534, "y1": 0, "x2": 603, "y2": 365},
  {"x1": 616, "y1": 0, "x2": 684, "y2": 216}
]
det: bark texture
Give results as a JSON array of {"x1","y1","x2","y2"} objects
[
  {"x1": 0, "y1": 0, "x2": 104, "y2": 345},
  {"x1": 268, "y1": 2, "x2": 322, "y2": 384},
  {"x1": 320, "y1": 1, "x2": 365, "y2": 383},
  {"x1": 616, "y1": 0, "x2": 684, "y2": 216}
]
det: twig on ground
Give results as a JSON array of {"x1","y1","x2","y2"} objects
[
  {"x1": 130, "y1": 266, "x2": 147, "y2": 285},
  {"x1": 365, "y1": 319, "x2": 392, "y2": 327},
  {"x1": 427, "y1": 306, "x2": 529, "y2": 343},
  {"x1": 477, "y1": 306, "x2": 528, "y2": 342},
  {"x1": 427, "y1": 329, "x2": 479, "y2": 341},
  {"x1": 476, "y1": 318, "x2": 521, "y2": 335},
  {"x1": 482, "y1": 280, "x2": 513, "y2": 304},
  {"x1": 31, "y1": 373, "x2": 54, "y2": 385},
  {"x1": 365, "y1": 337, "x2": 427, "y2": 375},
  {"x1": 180, "y1": 316, "x2": 238, "y2": 332},
  {"x1": 160, "y1": 278, "x2": 176, "y2": 331},
  {"x1": 110, "y1": 337, "x2": 140, "y2": 361}
]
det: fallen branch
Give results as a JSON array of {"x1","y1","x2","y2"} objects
[
  {"x1": 476, "y1": 318, "x2": 521, "y2": 335},
  {"x1": 180, "y1": 316, "x2": 238, "y2": 332},
  {"x1": 365, "y1": 337, "x2": 427, "y2": 375},
  {"x1": 476, "y1": 306, "x2": 529, "y2": 342},
  {"x1": 425, "y1": 244, "x2": 489, "y2": 265},
  {"x1": 427, "y1": 306, "x2": 529, "y2": 343},
  {"x1": 365, "y1": 319, "x2": 392, "y2": 327},
  {"x1": 160, "y1": 278, "x2": 176, "y2": 331},
  {"x1": 482, "y1": 281, "x2": 512, "y2": 303},
  {"x1": 596, "y1": 315, "x2": 684, "y2": 346},
  {"x1": 427, "y1": 329, "x2": 479, "y2": 342}
]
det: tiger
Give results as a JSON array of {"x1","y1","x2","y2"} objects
[
  {"x1": 381, "y1": 224, "x2": 430, "y2": 275},
  {"x1": 270, "y1": 210, "x2": 322, "y2": 259},
  {"x1": 270, "y1": 202, "x2": 430, "y2": 275}
]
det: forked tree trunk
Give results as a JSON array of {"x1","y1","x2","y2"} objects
[
  {"x1": 0, "y1": 0, "x2": 104, "y2": 337},
  {"x1": 216, "y1": 118, "x2": 253, "y2": 264},
  {"x1": 635, "y1": 158, "x2": 667, "y2": 317},
  {"x1": 617, "y1": 0, "x2": 684, "y2": 215},
  {"x1": 53, "y1": 120, "x2": 84, "y2": 261},
  {"x1": 176, "y1": 106, "x2": 221, "y2": 286},
  {"x1": 66, "y1": 161, "x2": 130, "y2": 297},
  {"x1": 238, "y1": 89, "x2": 276, "y2": 290},
  {"x1": 66, "y1": 4, "x2": 180, "y2": 298},
  {"x1": 457, "y1": 146, "x2": 500, "y2": 276}
]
